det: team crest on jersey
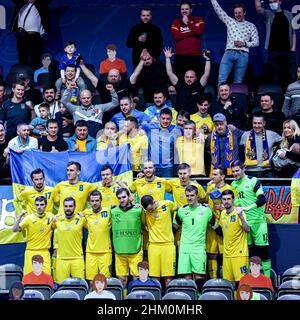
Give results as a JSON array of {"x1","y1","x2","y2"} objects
[
  {"x1": 245, "y1": 184, "x2": 249, "y2": 189},
  {"x1": 180, "y1": 194, "x2": 184, "y2": 199},
  {"x1": 101, "y1": 211, "x2": 108, "y2": 218},
  {"x1": 230, "y1": 215, "x2": 236, "y2": 222},
  {"x1": 66, "y1": 225, "x2": 71, "y2": 231},
  {"x1": 157, "y1": 182, "x2": 162, "y2": 188},
  {"x1": 40, "y1": 227, "x2": 44, "y2": 233},
  {"x1": 79, "y1": 185, "x2": 83, "y2": 191}
]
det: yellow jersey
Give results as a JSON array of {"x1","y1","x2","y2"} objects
[
  {"x1": 130, "y1": 177, "x2": 171, "y2": 202},
  {"x1": 76, "y1": 139, "x2": 87, "y2": 152},
  {"x1": 53, "y1": 214, "x2": 86, "y2": 259},
  {"x1": 143, "y1": 200, "x2": 177, "y2": 244},
  {"x1": 190, "y1": 113, "x2": 214, "y2": 133},
  {"x1": 52, "y1": 181, "x2": 96, "y2": 214},
  {"x1": 83, "y1": 207, "x2": 112, "y2": 253},
  {"x1": 96, "y1": 182, "x2": 121, "y2": 208},
  {"x1": 96, "y1": 135, "x2": 118, "y2": 151},
  {"x1": 19, "y1": 212, "x2": 54, "y2": 250},
  {"x1": 175, "y1": 137, "x2": 205, "y2": 176},
  {"x1": 14, "y1": 186, "x2": 54, "y2": 215},
  {"x1": 119, "y1": 134, "x2": 148, "y2": 172},
  {"x1": 219, "y1": 209, "x2": 248, "y2": 258},
  {"x1": 168, "y1": 178, "x2": 206, "y2": 207}
]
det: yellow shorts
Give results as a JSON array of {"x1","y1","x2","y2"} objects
[
  {"x1": 223, "y1": 256, "x2": 248, "y2": 282},
  {"x1": 206, "y1": 226, "x2": 223, "y2": 254},
  {"x1": 24, "y1": 250, "x2": 51, "y2": 275},
  {"x1": 115, "y1": 247, "x2": 143, "y2": 277},
  {"x1": 56, "y1": 258, "x2": 85, "y2": 284},
  {"x1": 148, "y1": 243, "x2": 176, "y2": 277},
  {"x1": 85, "y1": 252, "x2": 112, "y2": 280}
]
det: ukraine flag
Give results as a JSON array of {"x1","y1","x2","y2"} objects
[{"x1": 291, "y1": 168, "x2": 300, "y2": 208}]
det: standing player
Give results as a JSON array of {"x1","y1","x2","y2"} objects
[
  {"x1": 218, "y1": 189, "x2": 249, "y2": 287},
  {"x1": 13, "y1": 196, "x2": 54, "y2": 275},
  {"x1": 231, "y1": 160, "x2": 271, "y2": 277},
  {"x1": 83, "y1": 190, "x2": 112, "y2": 280},
  {"x1": 111, "y1": 188, "x2": 143, "y2": 289},
  {"x1": 53, "y1": 197, "x2": 86, "y2": 283},
  {"x1": 206, "y1": 165, "x2": 237, "y2": 279},
  {"x1": 141, "y1": 195, "x2": 177, "y2": 287},
  {"x1": 14, "y1": 168, "x2": 54, "y2": 215},
  {"x1": 175, "y1": 185, "x2": 216, "y2": 293}
]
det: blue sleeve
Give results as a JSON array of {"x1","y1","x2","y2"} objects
[{"x1": 59, "y1": 54, "x2": 67, "y2": 70}]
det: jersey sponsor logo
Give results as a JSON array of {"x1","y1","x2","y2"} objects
[
  {"x1": 79, "y1": 185, "x2": 83, "y2": 191},
  {"x1": 101, "y1": 211, "x2": 108, "y2": 218},
  {"x1": 115, "y1": 229, "x2": 138, "y2": 237},
  {"x1": 230, "y1": 215, "x2": 236, "y2": 222}
]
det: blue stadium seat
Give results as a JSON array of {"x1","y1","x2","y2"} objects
[
  {"x1": 277, "y1": 294, "x2": 300, "y2": 300},
  {"x1": 23, "y1": 289, "x2": 45, "y2": 300},
  {"x1": 252, "y1": 83, "x2": 283, "y2": 112},
  {"x1": 106, "y1": 277, "x2": 124, "y2": 300},
  {"x1": 50, "y1": 289, "x2": 80, "y2": 300},
  {"x1": 162, "y1": 291, "x2": 192, "y2": 300},
  {"x1": 230, "y1": 83, "x2": 249, "y2": 113},
  {"x1": 202, "y1": 279, "x2": 234, "y2": 300},
  {"x1": 23, "y1": 284, "x2": 53, "y2": 300},
  {"x1": 199, "y1": 291, "x2": 228, "y2": 300},
  {"x1": 57, "y1": 277, "x2": 88, "y2": 300},
  {"x1": 281, "y1": 266, "x2": 300, "y2": 284},
  {"x1": 252, "y1": 287, "x2": 274, "y2": 300},
  {"x1": 165, "y1": 278, "x2": 198, "y2": 300},
  {"x1": 130, "y1": 279, "x2": 162, "y2": 300},
  {"x1": 126, "y1": 290, "x2": 155, "y2": 300},
  {"x1": 257, "y1": 293, "x2": 268, "y2": 300},
  {"x1": 271, "y1": 268, "x2": 279, "y2": 289},
  {"x1": 0, "y1": 264, "x2": 23, "y2": 290},
  {"x1": 278, "y1": 280, "x2": 300, "y2": 298}
]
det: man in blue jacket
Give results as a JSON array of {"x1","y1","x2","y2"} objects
[{"x1": 67, "y1": 120, "x2": 96, "y2": 152}]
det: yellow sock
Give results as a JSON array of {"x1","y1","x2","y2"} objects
[{"x1": 208, "y1": 259, "x2": 218, "y2": 279}]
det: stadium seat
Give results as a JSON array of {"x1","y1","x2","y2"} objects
[
  {"x1": 36, "y1": 73, "x2": 52, "y2": 88},
  {"x1": 23, "y1": 284, "x2": 53, "y2": 300},
  {"x1": 50, "y1": 289, "x2": 80, "y2": 300},
  {"x1": 204, "y1": 84, "x2": 216, "y2": 101},
  {"x1": 277, "y1": 280, "x2": 300, "y2": 298},
  {"x1": 252, "y1": 287, "x2": 274, "y2": 300},
  {"x1": 230, "y1": 83, "x2": 249, "y2": 112},
  {"x1": 0, "y1": 289, "x2": 9, "y2": 301},
  {"x1": 277, "y1": 294, "x2": 300, "y2": 300},
  {"x1": 252, "y1": 83, "x2": 283, "y2": 112},
  {"x1": 162, "y1": 291, "x2": 192, "y2": 300},
  {"x1": 165, "y1": 278, "x2": 198, "y2": 300},
  {"x1": 130, "y1": 279, "x2": 162, "y2": 300},
  {"x1": 57, "y1": 277, "x2": 88, "y2": 300},
  {"x1": 125, "y1": 290, "x2": 155, "y2": 300},
  {"x1": 0, "y1": 264, "x2": 23, "y2": 290},
  {"x1": 23, "y1": 289, "x2": 45, "y2": 300},
  {"x1": 199, "y1": 292, "x2": 228, "y2": 300},
  {"x1": 9, "y1": 64, "x2": 33, "y2": 77},
  {"x1": 202, "y1": 279, "x2": 234, "y2": 300},
  {"x1": 271, "y1": 268, "x2": 279, "y2": 289},
  {"x1": 281, "y1": 266, "x2": 300, "y2": 284},
  {"x1": 257, "y1": 293, "x2": 268, "y2": 300},
  {"x1": 106, "y1": 277, "x2": 124, "y2": 300}
]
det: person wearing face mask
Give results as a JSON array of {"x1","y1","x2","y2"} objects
[{"x1": 255, "y1": 0, "x2": 297, "y2": 90}]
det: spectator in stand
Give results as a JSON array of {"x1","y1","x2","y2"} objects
[
  {"x1": 29, "y1": 102, "x2": 50, "y2": 137},
  {"x1": 54, "y1": 101, "x2": 74, "y2": 140},
  {"x1": 191, "y1": 94, "x2": 214, "y2": 135},
  {"x1": 84, "y1": 274, "x2": 116, "y2": 300},
  {"x1": 38, "y1": 119, "x2": 68, "y2": 152},
  {"x1": 62, "y1": 83, "x2": 119, "y2": 138},
  {"x1": 34, "y1": 85, "x2": 59, "y2": 118},
  {"x1": 0, "y1": 123, "x2": 9, "y2": 179},
  {"x1": 55, "y1": 65, "x2": 86, "y2": 104},
  {"x1": 211, "y1": 82, "x2": 248, "y2": 130},
  {"x1": 171, "y1": 1, "x2": 205, "y2": 78},
  {"x1": 130, "y1": 49, "x2": 169, "y2": 107},
  {"x1": 205, "y1": 113, "x2": 243, "y2": 177},
  {"x1": 164, "y1": 47, "x2": 211, "y2": 114},
  {"x1": 282, "y1": 65, "x2": 300, "y2": 119},
  {"x1": 11, "y1": 0, "x2": 50, "y2": 70},
  {"x1": 254, "y1": 0, "x2": 297, "y2": 90},
  {"x1": 126, "y1": 7, "x2": 163, "y2": 67},
  {"x1": 5, "y1": 124, "x2": 38, "y2": 160},
  {"x1": 0, "y1": 83, "x2": 8, "y2": 108},
  {"x1": 0, "y1": 80, "x2": 34, "y2": 141},
  {"x1": 271, "y1": 119, "x2": 300, "y2": 177},
  {"x1": 144, "y1": 90, "x2": 177, "y2": 125},
  {"x1": 99, "y1": 44, "x2": 127, "y2": 78},
  {"x1": 240, "y1": 256, "x2": 274, "y2": 291},
  {"x1": 176, "y1": 110, "x2": 190, "y2": 129},
  {"x1": 240, "y1": 113, "x2": 282, "y2": 178},
  {"x1": 18, "y1": 74, "x2": 43, "y2": 106},
  {"x1": 111, "y1": 96, "x2": 151, "y2": 130},
  {"x1": 210, "y1": 0, "x2": 259, "y2": 86},
  {"x1": 255, "y1": 93, "x2": 286, "y2": 134},
  {"x1": 142, "y1": 108, "x2": 182, "y2": 177},
  {"x1": 96, "y1": 121, "x2": 119, "y2": 151},
  {"x1": 34, "y1": 53, "x2": 52, "y2": 83},
  {"x1": 67, "y1": 120, "x2": 96, "y2": 152}
]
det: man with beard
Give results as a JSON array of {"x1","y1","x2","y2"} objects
[{"x1": 34, "y1": 85, "x2": 59, "y2": 118}]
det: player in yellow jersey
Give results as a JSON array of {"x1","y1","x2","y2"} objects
[
  {"x1": 206, "y1": 165, "x2": 237, "y2": 279},
  {"x1": 219, "y1": 190, "x2": 249, "y2": 288},
  {"x1": 13, "y1": 196, "x2": 54, "y2": 275},
  {"x1": 141, "y1": 195, "x2": 177, "y2": 286},
  {"x1": 14, "y1": 168, "x2": 54, "y2": 215},
  {"x1": 53, "y1": 197, "x2": 86, "y2": 283},
  {"x1": 83, "y1": 190, "x2": 112, "y2": 280},
  {"x1": 96, "y1": 165, "x2": 124, "y2": 208}
]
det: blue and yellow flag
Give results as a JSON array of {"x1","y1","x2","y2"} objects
[
  {"x1": 291, "y1": 168, "x2": 300, "y2": 207},
  {"x1": 0, "y1": 144, "x2": 132, "y2": 245}
]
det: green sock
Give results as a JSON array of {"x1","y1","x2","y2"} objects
[{"x1": 261, "y1": 259, "x2": 271, "y2": 278}]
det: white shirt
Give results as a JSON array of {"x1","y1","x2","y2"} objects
[
  {"x1": 34, "y1": 101, "x2": 59, "y2": 118},
  {"x1": 84, "y1": 290, "x2": 116, "y2": 300},
  {"x1": 18, "y1": 3, "x2": 45, "y2": 35},
  {"x1": 8, "y1": 136, "x2": 38, "y2": 152}
]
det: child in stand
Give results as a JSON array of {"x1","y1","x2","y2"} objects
[
  {"x1": 29, "y1": 103, "x2": 50, "y2": 137},
  {"x1": 55, "y1": 101, "x2": 74, "y2": 140}
]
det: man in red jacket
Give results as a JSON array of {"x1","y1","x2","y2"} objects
[{"x1": 171, "y1": 1, "x2": 205, "y2": 78}]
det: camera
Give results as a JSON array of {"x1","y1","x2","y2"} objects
[{"x1": 203, "y1": 49, "x2": 211, "y2": 58}]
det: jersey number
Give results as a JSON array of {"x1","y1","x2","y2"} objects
[
  {"x1": 44, "y1": 192, "x2": 51, "y2": 200},
  {"x1": 238, "y1": 191, "x2": 245, "y2": 199}
]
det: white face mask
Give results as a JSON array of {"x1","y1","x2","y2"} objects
[{"x1": 269, "y1": 2, "x2": 280, "y2": 11}]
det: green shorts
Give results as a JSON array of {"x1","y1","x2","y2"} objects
[
  {"x1": 247, "y1": 221, "x2": 269, "y2": 246},
  {"x1": 178, "y1": 250, "x2": 207, "y2": 275}
]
